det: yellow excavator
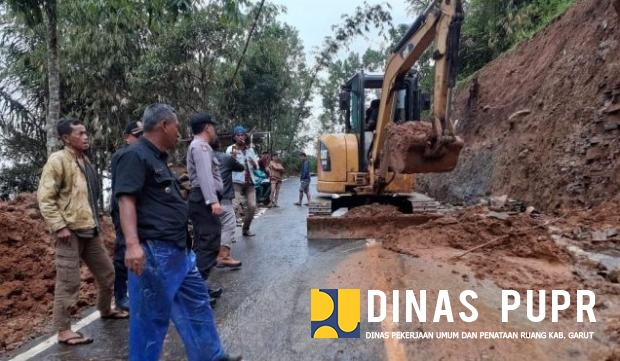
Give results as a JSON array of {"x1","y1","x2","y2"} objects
[{"x1": 310, "y1": 0, "x2": 464, "y2": 229}]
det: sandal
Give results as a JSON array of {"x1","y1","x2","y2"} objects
[
  {"x1": 101, "y1": 309, "x2": 129, "y2": 319},
  {"x1": 58, "y1": 332, "x2": 93, "y2": 346}
]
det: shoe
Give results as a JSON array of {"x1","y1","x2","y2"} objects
[
  {"x1": 217, "y1": 246, "x2": 242, "y2": 268},
  {"x1": 209, "y1": 287, "x2": 223, "y2": 298},
  {"x1": 210, "y1": 298, "x2": 217, "y2": 308},
  {"x1": 218, "y1": 354, "x2": 243, "y2": 361},
  {"x1": 242, "y1": 230, "x2": 255, "y2": 237},
  {"x1": 217, "y1": 256, "x2": 242, "y2": 268}
]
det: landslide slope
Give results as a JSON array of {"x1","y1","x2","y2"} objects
[{"x1": 417, "y1": 0, "x2": 620, "y2": 212}]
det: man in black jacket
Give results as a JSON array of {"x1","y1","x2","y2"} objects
[{"x1": 110, "y1": 121, "x2": 143, "y2": 311}]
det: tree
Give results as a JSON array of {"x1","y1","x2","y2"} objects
[{"x1": 1, "y1": 0, "x2": 60, "y2": 155}]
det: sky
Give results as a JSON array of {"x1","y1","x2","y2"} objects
[
  {"x1": 272, "y1": 0, "x2": 412, "y2": 65},
  {"x1": 270, "y1": 1, "x2": 414, "y2": 149}
]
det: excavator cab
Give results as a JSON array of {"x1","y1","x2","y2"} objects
[{"x1": 339, "y1": 72, "x2": 428, "y2": 173}]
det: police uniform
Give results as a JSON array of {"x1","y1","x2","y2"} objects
[{"x1": 187, "y1": 136, "x2": 224, "y2": 280}]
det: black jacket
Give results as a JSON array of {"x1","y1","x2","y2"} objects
[{"x1": 215, "y1": 151, "x2": 245, "y2": 200}]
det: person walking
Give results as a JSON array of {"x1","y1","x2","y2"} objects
[
  {"x1": 38, "y1": 117, "x2": 128, "y2": 346},
  {"x1": 295, "y1": 152, "x2": 312, "y2": 206},
  {"x1": 110, "y1": 121, "x2": 143, "y2": 311},
  {"x1": 115, "y1": 104, "x2": 241, "y2": 361},
  {"x1": 187, "y1": 112, "x2": 226, "y2": 301},
  {"x1": 226, "y1": 126, "x2": 259, "y2": 237},
  {"x1": 212, "y1": 138, "x2": 243, "y2": 268},
  {"x1": 268, "y1": 153, "x2": 285, "y2": 207}
]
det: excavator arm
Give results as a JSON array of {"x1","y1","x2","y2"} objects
[{"x1": 370, "y1": 0, "x2": 464, "y2": 189}]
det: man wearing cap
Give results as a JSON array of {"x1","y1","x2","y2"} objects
[
  {"x1": 110, "y1": 121, "x2": 143, "y2": 311},
  {"x1": 115, "y1": 104, "x2": 242, "y2": 361},
  {"x1": 226, "y1": 126, "x2": 259, "y2": 237},
  {"x1": 187, "y1": 113, "x2": 226, "y2": 301}
]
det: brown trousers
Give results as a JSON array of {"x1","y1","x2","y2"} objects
[
  {"x1": 233, "y1": 183, "x2": 256, "y2": 232},
  {"x1": 53, "y1": 232, "x2": 114, "y2": 331},
  {"x1": 270, "y1": 180, "x2": 282, "y2": 205}
]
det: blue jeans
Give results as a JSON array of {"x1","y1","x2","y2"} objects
[{"x1": 128, "y1": 241, "x2": 224, "y2": 361}]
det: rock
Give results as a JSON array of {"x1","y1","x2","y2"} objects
[
  {"x1": 591, "y1": 230, "x2": 608, "y2": 242},
  {"x1": 603, "y1": 103, "x2": 620, "y2": 114},
  {"x1": 589, "y1": 136, "x2": 602, "y2": 145},
  {"x1": 604, "y1": 121, "x2": 619, "y2": 131},
  {"x1": 586, "y1": 146, "x2": 606, "y2": 161},
  {"x1": 572, "y1": 227, "x2": 590, "y2": 240},
  {"x1": 607, "y1": 268, "x2": 620, "y2": 284},
  {"x1": 487, "y1": 211, "x2": 510, "y2": 221},
  {"x1": 490, "y1": 195, "x2": 508, "y2": 209}
]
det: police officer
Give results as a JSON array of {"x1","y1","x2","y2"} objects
[{"x1": 187, "y1": 112, "x2": 225, "y2": 300}]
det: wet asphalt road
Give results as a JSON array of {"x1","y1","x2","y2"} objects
[{"x1": 7, "y1": 178, "x2": 385, "y2": 361}]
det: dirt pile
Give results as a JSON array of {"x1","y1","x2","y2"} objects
[
  {"x1": 383, "y1": 206, "x2": 570, "y2": 262},
  {"x1": 0, "y1": 193, "x2": 115, "y2": 352},
  {"x1": 344, "y1": 204, "x2": 403, "y2": 218},
  {"x1": 381, "y1": 205, "x2": 619, "y2": 313},
  {"x1": 417, "y1": 0, "x2": 620, "y2": 212},
  {"x1": 382, "y1": 121, "x2": 464, "y2": 174}
]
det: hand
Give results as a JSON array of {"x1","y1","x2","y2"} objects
[
  {"x1": 125, "y1": 243, "x2": 145, "y2": 276},
  {"x1": 56, "y1": 228, "x2": 72, "y2": 243},
  {"x1": 211, "y1": 202, "x2": 223, "y2": 216}
]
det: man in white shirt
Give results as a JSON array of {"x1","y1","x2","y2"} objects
[{"x1": 226, "y1": 126, "x2": 259, "y2": 237}]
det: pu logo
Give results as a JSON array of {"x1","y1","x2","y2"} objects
[{"x1": 310, "y1": 289, "x2": 360, "y2": 338}]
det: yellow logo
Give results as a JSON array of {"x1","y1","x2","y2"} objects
[{"x1": 310, "y1": 289, "x2": 360, "y2": 338}]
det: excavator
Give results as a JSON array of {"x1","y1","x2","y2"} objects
[{"x1": 309, "y1": 0, "x2": 465, "y2": 239}]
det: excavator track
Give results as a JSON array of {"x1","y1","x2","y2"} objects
[{"x1": 306, "y1": 197, "x2": 443, "y2": 240}]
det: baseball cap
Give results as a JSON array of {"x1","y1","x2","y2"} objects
[
  {"x1": 124, "y1": 121, "x2": 143, "y2": 136},
  {"x1": 190, "y1": 112, "x2": 218, "y2": 135},
  {"x1": 233, "y1": 126, "x2": 247, "y2": 136}
]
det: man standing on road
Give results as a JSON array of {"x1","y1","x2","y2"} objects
[
  {"x1": 115, "y1": 104, "x2": 241, "y2": 361},
  {"x1": 38, "y1": 117, "x2": 128, "y2": 346},
  {"x1": 110, "y1": 121, "x2": 143, "y2": 311},
  {"x1": 226, "y1": 126, "x2": 259, "y2": 237},
  {"x1": 187, "y1": 112, "x2": 226, "y2": 302},
  {"x1": 212, "y1": 138, "x2": 243, "y2": 268},
  {"x1": 268, "y1": 153, "x2": 285, "y2": 207},
  {"x1": 295, "y1": 152, "x2": 311, "y2": 206}
]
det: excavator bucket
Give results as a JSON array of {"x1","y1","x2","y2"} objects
[{"x1": 382, "y1": 121, "x2": 464, "y2": 174}]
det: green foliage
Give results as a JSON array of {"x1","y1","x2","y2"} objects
[
  {"x1": 0, "y1": 163, "x2": 41, "y2": 199},
  {"x1": 459, "y1": 0, "x2": 574, "y2": 78},
  {"x1": 0, "y1": 0, "x2": 315, "y2": 195}
]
